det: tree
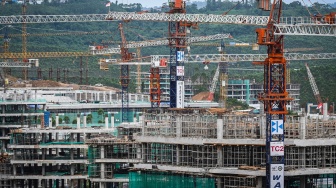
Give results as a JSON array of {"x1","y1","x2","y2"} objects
[
  {"x1": 72, "y1": 119, "x2": 77, "y2": 124},
  {"x1": 59, "y1": 117, "x2": 63, "y2": 124},
  {"x1": 86, "y1": 114, "x2": 92, "y2": 124},
  {"x1": 97, "y1": 108, "x2": 104, "y2": 121},
  {"x1": 64, "y1": 116, "x2": 70, "y2": 124}
]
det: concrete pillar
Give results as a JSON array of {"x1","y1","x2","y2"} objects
[
  {"x1": 176, "y1": 145, "x2": 181, "y2": 165},
  {"x1": 91, "y1": 92, "x2": 93, "y2": 101},
  {"x1": 323, "y1": 103, "x2": 328, "y2": 121},
  {"x1": 139, "y1": 114, "x2": 143, "y2": 127},
  {"x1": 176, "y1": 115, "x2": 182, "y2": 137},
  {"x1": 111, "y1": 114, "x2": 115, "y2": 128},
  {"x1": 35, "y1": 90, "x2": 37, "y2": 101},
  {"x1": 217, "y1": 146, "x2": 223, "y2": 167},
  {"x1": 137, "y1": 145, "x2": 141, "y2": 160},
  {"x1": 77, "y1": 114, "x2": 80, "y2": 129},
  {"x1": 24, "y1": 91, "x2": 27, "y2": 101},
  {"x1": 13, "y1": 164, "x2": 16, "y2": 175},
  {"x1": 101, "y1": 146, "x2": 105, "y2": 179},
  {"x1": 260, "y1": 115, "x2": 266, "y2": 139},
  {"x1": 142, "y1": 143, "x2": 147, "y2": 163},
  {"x1": 300, "y1": 116, "x2": 306, "y2": 139},
  {"x1": 101, "y1": 163, "x2": 105, "y2": 179},
  {"x1": 216, "y1": 177, "x2": 222, "y2": 188},
  {"x1": 71, "y1": 164, "x2": 75, "y2": 175},
  {"x1": 105, "y1": 115, "x2": 108, "y2": 129},
  {"x1": 217, "y1": 115, "x2": 223, "y2": 139},
  {"x1": 79, "y1": 92, "x2": 81, "y2": 102},
  {"x1": 256, "y1": 177, "x2": 263, "y2": 188},
  {"x1": 56, "y1": 114, "x2": 59, "y2": 127},
  {"x1": 103, "y1": 91, "x2": 106, "y2": 102},
  {"x1": 109, "y1": 91, "x2": 112, "y2": 102},
  {"x1": 300, "y1": 175, "x2": 306, "y2": 188},
  {"x1": 100, "y1": 182, "x2": 105, "y2": 188},
  {"x1": 83, "y1": 114, "x2": 87, "y2": 128},
  {"x1": 85, "y1": 92, "x2": 88, "y2": 101}
]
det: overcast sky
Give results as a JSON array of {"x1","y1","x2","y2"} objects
[{"x1": 113, "y1": 0, "x2": 334, "y2": 8}]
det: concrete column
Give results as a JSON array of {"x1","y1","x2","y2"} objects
[
  {"x1": 101, "y1": 146, "x2": 105, "y2": 179},
  {"x1": 299, "y1": 175, "x2": 307, "y2": 188},
  {"x1": 101, "y1": 163, "x2": 105, "y2": 179},
  {"x1": 300, "y1": 116, "x2": 306, "y2": 139},
  {"x1": 103, "y1": 91, "x2": 106, "y2": 102},
  {"x1": 91, "y1": 92, "x2": 93, "y2": 101},
  {"x1": 111, "y1": 114, "x2": 115, "y2": 128},
  {"x1": 109, "y1": 91, "x2": 112, "y2": 102},
  {"x1": 217, "y1": 115, "x2": 223, "y2": 139},
  {"x1": 142, "y1": 143, "x2": 147, "y2": 163},
  {"x1": 216, "y1": 177, "x2": 222, "y2": 188},
  {"x1": 71, "y1": 164, "x2": 75, "y2": 175},
  {"x1": 56, "y1": 114, "x2": 59, "y2": 127},
  {"x1": 77, "y1": 114, "x2": 80, "y2": 129},
  {"x1": 323, "y1": 103, "x2": 328, "y2": 121},
  {"x1": 105, "y1": 115, "x2": 108, "y2": 129},
  {"x1": 83, "y1": 114, "x2": 87, "y2": 128},
  {"x1": 217, "y1": 146, "x2": 223, "y2": 167},
  {"x1": 56, "y1": 133, "x2": 59, "y2": 156},
  {"x1": 35, "y1": 90, "x2": 37, "y2": 101},
  {"x1": 176, "y1": 115, "x2": 182, "y2": 137},
  {"x1": 100, "y1": 182, "x2": 105, "y2": 188},
  {"x1": 79, "y1": 92, "x2": 81, "y2": 102},
  {"x1": 139, "y1": 114, "x2": 144, "y2": 127},
  {"x1": 85, "y1": 92, "x2": 88, "y2": 101},
  {"x1": 260, "y1": 115, "x2": 266, "y2": 139},
  {"x1": 176, "y1": 145, "x2": 181, "y2": 165},
  {"x1": 13, "y1": 164, "x2": 16, "y2": 175},
  {"x1": 136, "y1": 144, "x2": 141, "y2": 160},
  {"x1": 256, "y1": 176, "x2": 263, "y2": 188},
  {"x1": 42, "y1": 164, "x2": 45, "y2": 176}
]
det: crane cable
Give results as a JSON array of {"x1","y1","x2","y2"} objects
[
  {"x1": 307, "y1": 0, "x2": 321, "y2": 15},
  {"x1": 300, "y1": 0, "x2": 313, "y2": 16}
]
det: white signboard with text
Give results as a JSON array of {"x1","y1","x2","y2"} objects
[
  {"x1": 176, "y1": 81, "x2": 184, "y2": 108},
  {"x1": 270, "y1": 164, "x2": 284, "y2": 188},
  {"x1": 270, "y1": 142, "x2": 284, "y2": 156},
  {"x1": 176, "y1": 66, "x2": 184, "y2": 76}
]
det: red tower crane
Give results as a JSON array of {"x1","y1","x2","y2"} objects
[{"x1": 254, "y1": 0, "x2": 291, "y2": 187}]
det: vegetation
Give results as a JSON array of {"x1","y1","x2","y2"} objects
[{"x1": 0, "y1": 0, "x2": 335, "y2": 108}]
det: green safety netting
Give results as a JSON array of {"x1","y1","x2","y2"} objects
[{"x1": 129, "y1": 171, "x2": 215, "y2": 188}]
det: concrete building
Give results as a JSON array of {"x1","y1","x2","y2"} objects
[{"x1": 1, "y1": 87, "x2": 335, "y2": 188}]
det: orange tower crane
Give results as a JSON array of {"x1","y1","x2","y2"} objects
[{"x1": 254, "y1": 0, "x2": 291, "y2": 187}]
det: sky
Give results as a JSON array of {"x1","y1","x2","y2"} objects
[{"x1": 113, "y1": 0, "x2": 335, "y2": 8}]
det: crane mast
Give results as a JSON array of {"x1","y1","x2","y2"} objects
[
  {"x1": 255, "y1": 0, "x2": 290, "y2": 187},
  {"x1": 118, "y1": 23, "x2": 132, "y2": 122},
  {"x1": 168, "y1": 0, "x2": 189, "y2": 108}
]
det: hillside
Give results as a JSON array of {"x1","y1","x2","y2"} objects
[{"x1": 0, "y1": 0, "x2": 335, "y2": 107}]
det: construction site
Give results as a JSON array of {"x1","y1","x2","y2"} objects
[{"x1": 0, "y1": 0, "x2": 336, "y2": 188}]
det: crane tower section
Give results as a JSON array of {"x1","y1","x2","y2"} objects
[
  {"x1": 168, "y1": 0, "x2": 189, "y2": 108},
  {"x1": 305, "y1": 63, "x2": 323, "y2": 109},
  {"x1": 255, "y1": 0, "x2": 291, "y2": 187}
]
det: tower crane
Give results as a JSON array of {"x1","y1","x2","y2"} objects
[
  {"x1": 118, "y1": 23, "x2": 133, "y2": 122},
  {"x1": 305, "y1": 63, "x2": 323, "y2": 110},
  {"x1": 254, "y1": 0, "x2": 289, "y2": 187}
]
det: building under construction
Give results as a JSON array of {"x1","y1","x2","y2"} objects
[{"x1": 0, "y1": 86, "x2": 335, "y2": 187}]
